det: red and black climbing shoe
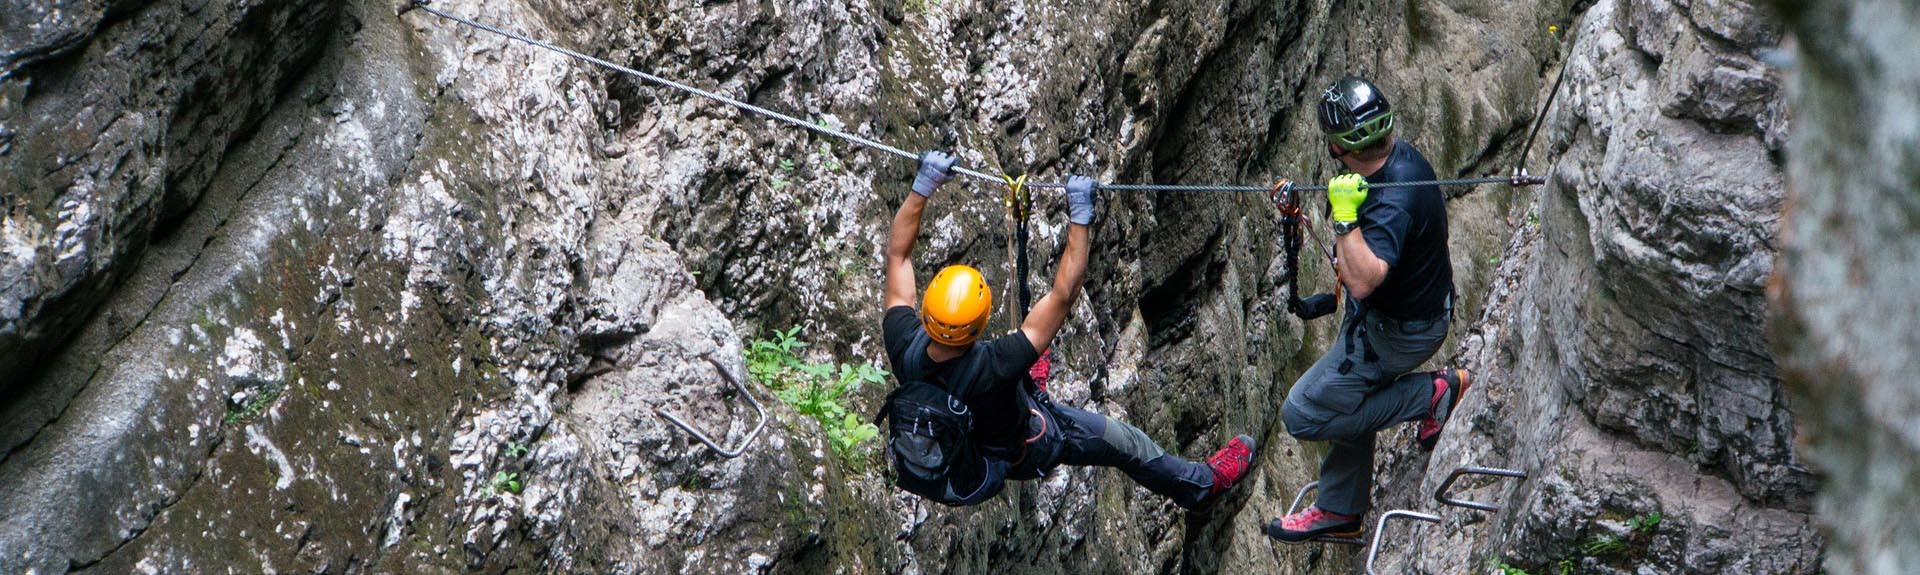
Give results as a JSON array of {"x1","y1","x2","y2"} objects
[
  {"x1": 1266, "y1": 506, "x2": 1364, "y2": 543},
  {"x1": 1206, "y1": 435, "x2": 1257, "y2": 497},
  {"x1": 1419, "y1": 368, "x2": 1472, "y2": 451}
]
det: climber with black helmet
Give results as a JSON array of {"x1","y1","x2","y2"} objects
[
  {"x1": 1267, "y1": 77, "x2": 1473, "y2": 542},
  {"x1": 877, "y1": 151, "x2": 1256, "y2": 509}
]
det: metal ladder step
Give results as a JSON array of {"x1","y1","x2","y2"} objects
[
  {"x1": 654, "y1": 355, "x2": 768, "y2": 459},
  {"x1": 1275, "y1": 465, "x2": 1528, "y2": 574}
]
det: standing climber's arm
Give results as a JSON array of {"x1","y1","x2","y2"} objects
[
  {"x1": 1335, "y1": 231, "x2": 1389, "y2": 300},
  {"x1": 1326, "y1": 173, "x2": 1391, "y2": 301},
  {"x1": 883, "y1": 151, "x2": 958, "y2": 309},
  {"x1": 1021, "y1": 175, "x2": 1098, "y2": 354}
]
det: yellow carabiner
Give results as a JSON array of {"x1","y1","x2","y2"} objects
[{"x1": 1002, "y1": 173, "x2": 1030, "y2": 219}]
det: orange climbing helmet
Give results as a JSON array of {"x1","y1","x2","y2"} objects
[{"x1": 922, "y1": 265, "x2": 993, "y2": 347}]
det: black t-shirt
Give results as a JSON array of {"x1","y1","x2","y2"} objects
[
  {"x1": 1351, "y1": 141, "x2": 1454, "y2": 319},
  {"x1": 883, "y1": 306, "x2": 1039, "y2": 447}
]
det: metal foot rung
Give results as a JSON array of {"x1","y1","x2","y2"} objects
[
  {"x1": 654, "y1": 355, "x2": 767, "y2": 459},
  {"x1": 1434, "y1": 465, "x2": 1527, "y2": 512},
  {"x1": 1365, "y1": 510, "x2": 1442, "y2": 575},
  {"x1": 1275, "y1": 465, "x2": 1530, "y2": 572}
]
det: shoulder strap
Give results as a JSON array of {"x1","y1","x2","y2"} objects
[
  {"x1": 944, "y1": 340, "x2": 997, "y2": 402},
  {"x1": 901, "y1": 327, "x2": 1001, "y2": 400},
  {"x1": 875, "y1": 329, "x2": 996, "y2": 424}
]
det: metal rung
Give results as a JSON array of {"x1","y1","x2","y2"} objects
[
  {"x1": 1365, "y1": 510, "x2": 1442, "y2": 575},
  {"x1": 654, "y1": 356, "x2": 767, "y2": 459},
  {"x1": 1434, "y1": 466, "x2": 1528, "y2": 512},
  {"x1": 1279, "y1": 481, "x2": 1366, "y2": 546}
]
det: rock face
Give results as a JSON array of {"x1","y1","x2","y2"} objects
[
  {"x1": 0, "y1": 0, "x2": 339, "y2": 391},
  {"x1": 1365, "y1": 1, "x2": 1823, "y2": 573},
  {"x1": 0, "y1": 0, "x2": 1839, "y2": 573},
  {"x1": 1766, "y1": 0, "x2": 1920, "y2": 573}
]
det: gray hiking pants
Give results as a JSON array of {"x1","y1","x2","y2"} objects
[{"x1": 1281, "y1": 302, "x2": 1449, "y2": 516}]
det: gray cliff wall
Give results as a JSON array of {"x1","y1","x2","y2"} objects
[
  {"x1": 0, "y1": 0, "x2": 1840, "y2": 573},
  {"x1": 1767, "y1": 0, "x2": 1920, "y2": 573},
  {"x1": 1368, "y1": 0, "x2": 1823, "y2": 573}
]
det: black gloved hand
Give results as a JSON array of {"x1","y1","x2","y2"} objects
[{"x1": 1290, "y1": 292, "x2": 1337, "y2": 320}]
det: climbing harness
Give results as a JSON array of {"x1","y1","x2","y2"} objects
[
  {"x1": 398, "y1": 0, "x2": 1546, "y2": 195},
  {"x1": 1280, "y1": 465, "x2": 1529, "y2": 574},
  {"x1": 654, "y1": 355, "x2": 768, "y2": 458}
]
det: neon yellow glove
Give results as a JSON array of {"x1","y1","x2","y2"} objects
[{"x1": 1327, "y1": 174, "x2": 1369, "y2": 224}]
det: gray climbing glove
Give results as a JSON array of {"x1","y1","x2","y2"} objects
[
  {"x1": 913, "y1": 151, "x2": 957, "y2": 197},
  {"x1": 1066, "y1": 175, "x2": 1098, "y2": 226}
]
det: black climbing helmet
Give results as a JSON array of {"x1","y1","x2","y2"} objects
[{"x1": 1318, "y1": 77, "x2": 1395, "y2": 153}]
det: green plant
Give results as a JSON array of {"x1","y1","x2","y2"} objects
[
  {"x1": 747, "y1": 327, "x2": 886, "y2": 461},
  {"x1": 1628, "y1": 512, "x2": 1663, "y2": 534},
  {"x1": 505, "y1": 441, "x2": 529, "y2": 458},
  {"x1": 770, "y1": 177, "x2": 790, "y2": 190},
  {"x1": 224, "y1": 382, "x2": 287, "y2": 426},
  {"x1": 1557, "y1": 557, "x2": 1577, "y2": 575},
  {"x1": 779, "y1": 158, "x2": 795, "y2": 172},
  {"x1": 815, "y1": 141, "x2": 840, "y2": 172},
  {"x1": 1487, "y1": 558, "x2": 1532, "y2": 575},
  {"x1": 1578, "y1": 534, "x2": 1626, "y2": 557},
  {"x1": 489, "y1": 471, "x2": 523, "y2": 494},
  {"x1": 905, "y1": 0, "x2": 938, "y2": 14}
]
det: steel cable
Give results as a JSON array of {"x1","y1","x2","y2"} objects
[{"x1": 404, "y1": 2, "x2": 1544, "y2": 193}]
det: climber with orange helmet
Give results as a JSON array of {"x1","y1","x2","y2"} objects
[{"x1": 876, "y1": 150, "x2": 1256, "y2": 509}]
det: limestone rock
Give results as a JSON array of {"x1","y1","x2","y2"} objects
[
  {"x1": 1767, "y1": 0, "x2": 1920, "y2": 572},
  {"x1": 0, "y1": 0, "x2": 1842, "y2": 572}
]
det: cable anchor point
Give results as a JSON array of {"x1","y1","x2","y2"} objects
[
  {"x1": 1510, "y1": 167, "x2": 1546, "y2": 187},
  {"x1": 397, "y1": 0, "x2": 430, "y2": 16}
]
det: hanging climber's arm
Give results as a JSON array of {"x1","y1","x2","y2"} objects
[
  {"x1": 1021, "y1": 175, "x2": 1097, "y2": 354},
  {"x1": 1327, "y1": 174, "x2": 1390, "y2": 300},
  {"x1": 885, "y1": 152, "x2": 958, "y2": 309}
]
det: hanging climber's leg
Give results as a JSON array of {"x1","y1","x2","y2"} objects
[{"x1": 1049, "y1": 403, "x2": 1255, "y2": 510}]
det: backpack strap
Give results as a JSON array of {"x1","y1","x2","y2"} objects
[
  {"x1": 943, "y1": 335, "x2": 997, "y2": 403},
  {"x1": 874, "y1": 328, "x2": 996, "y2": 424}
]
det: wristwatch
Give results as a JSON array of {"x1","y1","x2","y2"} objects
[{"x1": 1332, "y1": 220, "x2": 1359, "y2": 236}]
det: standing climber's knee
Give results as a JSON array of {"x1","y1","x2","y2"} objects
[{"x1": 1283, "y1": 399, "x2": 1328, "y2": 441}]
